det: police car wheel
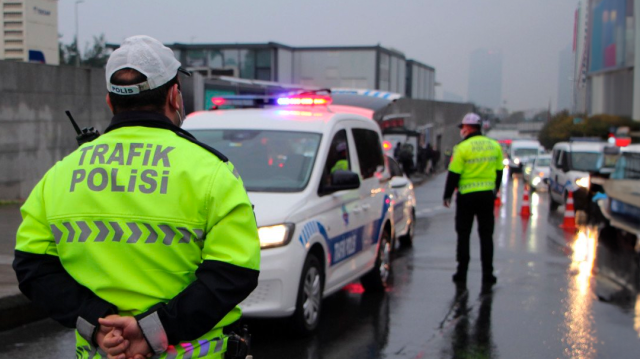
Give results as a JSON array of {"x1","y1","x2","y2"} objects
[
  {"x1": 399, "y1": 209, "x2": 415, "y2": 247},
  {"x1": 549, "y1": 194, "x2": 560, "y2": 211},
  {"x1": 291, "y1": 254, "x2": 323, "y2": 335},
  {"x1": 361, "y1": 229, "x2": 392, "y2": 292}
]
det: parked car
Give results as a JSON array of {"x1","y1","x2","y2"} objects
[
  {"x1": 596, "y1": 144, "x2": 640, "y2": 243},
  {"x1": 183, "y1": 93, "x2": 394, "y2": 335},
  {"x1": 385, "y1": 155, "x2": 416, "y2": 247}
]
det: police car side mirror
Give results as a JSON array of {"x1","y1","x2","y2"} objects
[{"x1": 320, "y1": 170, "x2": 360, "y2": 195}]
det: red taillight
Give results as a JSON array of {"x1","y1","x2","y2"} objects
[{"x1": 382, "y1": 140, "x2": 392, "y2": 151}]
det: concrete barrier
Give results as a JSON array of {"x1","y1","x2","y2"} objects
[{"x1": 0, "y1": 61, "x2": 112, "y2": 200}]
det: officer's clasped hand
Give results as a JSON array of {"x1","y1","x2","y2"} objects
[{"x1": 97, "y1": 315, "x2": 152, "y2": 359}]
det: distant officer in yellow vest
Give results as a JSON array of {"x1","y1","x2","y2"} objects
[
  {"x1": 13, "y1": 35, "x2": 260, "y2": 359},
  {"x1": 330, "y1": 141, "x2": 349, "y2": 174},
  {"x1": 442, "y1": 113, "x2": 503, "y2": 286}
]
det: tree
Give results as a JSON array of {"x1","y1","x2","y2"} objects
[
  {"x1": 58, "y1": 34, "x2": 108, "y2": 68},
  {"x1": 82, "y1": 34, "x2": 109, "y2": 68}
]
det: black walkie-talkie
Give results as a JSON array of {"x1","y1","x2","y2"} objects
[{"x1": 65, "y1": 111, "x2": 100, "y2": 146}]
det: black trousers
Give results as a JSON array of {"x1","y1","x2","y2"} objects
[{"x1": 455, "y1": 190, "x2": 495, "y2": 275}]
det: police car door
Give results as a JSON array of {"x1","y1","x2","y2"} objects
[
  {"x1": 317, "y1": 129, "x2": 362, "y2": 290},
  {"x1": 551, "y1": 148, "x2": 568, "y2": 201},
  {"x1": 350, "y1": 126, "x2": 388, "y2": 272}
]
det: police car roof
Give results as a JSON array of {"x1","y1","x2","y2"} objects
[{"x1": 183, "y1": 105, "x2": 376, "y2": 133}]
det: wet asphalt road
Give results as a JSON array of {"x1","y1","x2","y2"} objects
[{"x1": 2, "y1": 172, "x2": 640, "y2": 358}]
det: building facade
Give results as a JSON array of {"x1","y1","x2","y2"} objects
[
  {"x1": 575, "y1": 0, "x2": 640, "y2": 119},
  {"x1": 166, "y1": 42, "x2": 435, "y2": 109},
  {"x1": 406, "y1": 60, "x2": 436, "y2": 100},
  {"x1": 0, "y1": 0, "x2": 58, "y2": 65}
]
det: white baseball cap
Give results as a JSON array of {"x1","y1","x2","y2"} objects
[
  {"x1": 458, "y1": 113, "x2": 482, "y2": 128},
  {"x1": 106, "y1": 35, "x2": 190, "y2": 95}
]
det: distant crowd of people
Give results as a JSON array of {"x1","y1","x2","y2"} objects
[{"x1": 394, "y1": 141, "x2": 442, "y2": 176}]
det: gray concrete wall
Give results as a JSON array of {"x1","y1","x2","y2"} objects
[
  {"x1": 0, "y1": 60, "x2": 112, "y2": 200},
  {"x1": 375, "y1": 98, "x2": 474, "y2": 156}
]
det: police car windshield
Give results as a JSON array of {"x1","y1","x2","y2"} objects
[
  {"x1": 192, "y1": 130, "x2": 321, "y2": 192},
  {"x1": 571, "y1": 152, "x2": 617, "y2": 172}
]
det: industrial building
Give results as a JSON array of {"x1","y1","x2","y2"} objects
[
  {"x1": 0, "y1": 0, "x2": 58, "y2": 65},
  {"x1": 165, "y1": 42, "x2": 436, "y2": 110}
]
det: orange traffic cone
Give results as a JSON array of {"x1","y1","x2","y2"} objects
[
  {"x1": 494, "y1": 190, "x2": 501, "y2": 207},
  {"x1": 560, "y1": 190, "x2": 577, "y2": 231},
  {"x1": 520, "y1": 184, "x2": 531, "y2": 216}
]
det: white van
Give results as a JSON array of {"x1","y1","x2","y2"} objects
[
  {"x1": 184, "y1": 93, "x2": 395, "y2": 335},
  {"x1": 548, "y1": 141, "x2": 619, "y2": 212},
  {"x1": 508, "y1": 139, "x2": 543, "y2": 175}
]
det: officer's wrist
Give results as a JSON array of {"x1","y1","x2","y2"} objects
[{"x1": 136, "y1": 311, "x2": 168, "y2": 354}]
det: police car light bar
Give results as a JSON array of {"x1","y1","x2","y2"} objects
[
  {"x1": 276, "y1": 95, "x2": 332, "y2": 106},
  {"x1": 209, "y1": 90, "x2": 332, "y2": 110}
]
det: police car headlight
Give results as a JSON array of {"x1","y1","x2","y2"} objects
[
  {"x1": 575, "y1": 177, "x2": 590, "y2": 188},
  {"x1": 258, "y1": 223, "x2": 295, "y2": 249},
  {"x1": 514, "y1": 158, "x2": 520, "y2": 165}
]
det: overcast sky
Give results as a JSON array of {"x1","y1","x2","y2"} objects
[{"x1": 58, "y1": 0, "x2": 578, "y2": 112}]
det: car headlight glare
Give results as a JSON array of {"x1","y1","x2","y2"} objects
[
  {"x1": 575, "y1": 177, "x2": 590, "y2": 188},
  {"x1": 532, "y1": 177, "x2": 541, "y2": 186},
  {"x1": 258, "y1": 223, "x2": 294, "y2": 249},
  {"x1": 514, "y1": 158, "x2": 520, "y2": 165},
  {"x1": 502, "y1": 159, "x2": 510, "y2": 166}
]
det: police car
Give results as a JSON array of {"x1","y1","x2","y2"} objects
[
  {"x1": 548, "y1": 140, "x2": 619, "y2": 212},
  {"x1": 183, "y1": 93, "x2": 394, "y2": 335}
]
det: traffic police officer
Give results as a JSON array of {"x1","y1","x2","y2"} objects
[
  {"x1": 442, "y1": 113, "x2": 503, "y2": 285},
  {"x1": 13, "y1": 35, "x2": 260, "y2": 359}
]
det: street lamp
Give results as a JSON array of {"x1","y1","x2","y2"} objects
[{"x1": 75, "y1": 0, "x2": 84, "y2": 67}]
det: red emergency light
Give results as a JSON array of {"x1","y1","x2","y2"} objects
[
  {"x1": 382, "y1": 140, "x2": 392, "y2": 151},
  {"x1": 211, "y1": 98, "x2": 226, "y2": 106}
]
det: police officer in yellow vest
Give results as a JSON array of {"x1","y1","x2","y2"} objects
[
  {"x1": 442, "y1": 113, "x2": 503, "y2": 285},
  {"x1": 13, "y1": 35, "x2": 260, "y2": 359}
]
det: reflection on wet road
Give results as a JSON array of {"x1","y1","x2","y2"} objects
[{"x1": 563, "y1": 228, "x2": 597, "y2": 359}]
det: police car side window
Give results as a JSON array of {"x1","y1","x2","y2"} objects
[
  {"x1": 554, "y1": 150, "x2": 562, "y2": 167},
  {"x1": 321, "y1": 130, "x2": 350, "y2": 186},
  {"x1": 352, "y1": 129, "x2": 384, "y2": 179}
]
